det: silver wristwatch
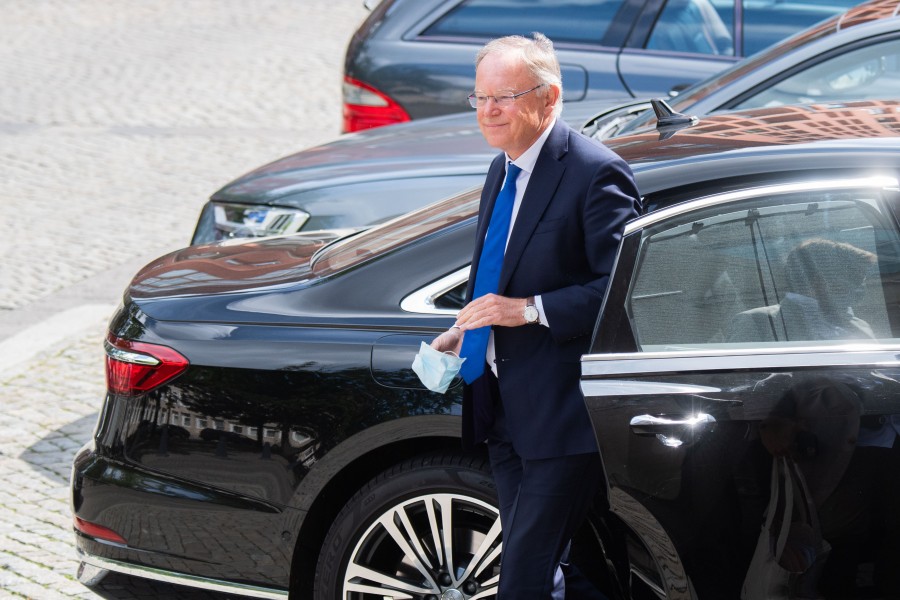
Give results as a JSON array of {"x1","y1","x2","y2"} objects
[{"x1": 523, "y1": 297, "x2": 539, "y2": 324}]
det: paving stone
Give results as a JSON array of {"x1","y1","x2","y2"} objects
[{"x1": 0, "y1": 1, "x2": 367, "y2": 597}]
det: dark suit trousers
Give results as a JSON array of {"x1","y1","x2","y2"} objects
[{"x1": 485, "y1": 372, "x2": 605, "y2": 599}]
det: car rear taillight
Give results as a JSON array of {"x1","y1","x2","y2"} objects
[
  {"x1": 104, "y1": 334, "x2": 189, "y2": 396},
  {"x1": 342, "y1": 76, "x2": 411, "y2": 132},
  {"x1": 74, "y1": 516, "x2": 127, "y2": 545}
]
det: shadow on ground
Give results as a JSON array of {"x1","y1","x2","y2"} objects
[{"x1": 20, "y1": 413, "x2": 98, "y2": 484}]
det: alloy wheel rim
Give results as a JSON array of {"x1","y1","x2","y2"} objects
[{"x1": 343, "y1": 492, "x2": 501, "y2": 599}]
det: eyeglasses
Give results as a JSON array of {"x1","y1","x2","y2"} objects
[{"x1": 467, "y1": 84, "x2": 545, "y2": 109}]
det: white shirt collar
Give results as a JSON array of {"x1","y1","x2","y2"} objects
[{"x1": 505, "y1": 117, "x2": 557, "y2": 175}]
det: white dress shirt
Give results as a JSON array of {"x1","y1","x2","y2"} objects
[{"x1": 485, "y1": 118, "x2": 556, "y2": 376}]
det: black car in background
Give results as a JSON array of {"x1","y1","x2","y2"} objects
[
  {"x1": 73, "y1": 101, "x2": 900, "y2": 599},
  {"x1": 341, "y1": 0, "x2": 859, "y2": 131},
  {"x1": 193, "y1": 0, "x2": 900, "y2": 245}
]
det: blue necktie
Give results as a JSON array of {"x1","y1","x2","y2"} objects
[{"x1": 460, "y1": 162, "x2": 522, "y2": 383}]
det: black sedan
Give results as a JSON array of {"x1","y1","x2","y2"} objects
[
  {"x1": 193, "y1": 0, "x2": 900, "y2": 245},
  {"x1": 73, "y1": 101, "x2": 900, "y2": 599}
]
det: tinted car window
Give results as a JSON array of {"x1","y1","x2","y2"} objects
[
  {"x1": 646, "y1": 0, "x2": 735, "y2": 55},
  {"x1": 625, "y1": 184, "x2": 900, "y2": 350},
  {"x1": 421, "y1": 0, "x2": 629, "y2": 44},
  {"x1": 621, "y1": 0, "x2": 866, "y2": 134},
  {"x1": 742, "y1": 0, "x2": 849, "y2": 55},
  {"x1": 435, "y1": 281, "x2": 468, "y2": 310},
  {"x1": 734, "y1": 37, "x2": 900, "y2": 108},
  {"x1": 644, "y1": 0, "x2": 850, "y2": 57}
]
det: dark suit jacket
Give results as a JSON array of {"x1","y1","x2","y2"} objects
[{"x1": 462, "y1": 120, "x2": 641, "y2": 459}]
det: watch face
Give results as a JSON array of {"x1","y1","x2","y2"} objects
[{"x1": 524, "y1": 305, "x2": 539, "y2": 323}]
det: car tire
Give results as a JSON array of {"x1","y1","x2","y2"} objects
[{"x1": 314, "y1": 453, "x2": 500, "y2": 599}]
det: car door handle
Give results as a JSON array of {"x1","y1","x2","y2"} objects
[{"x1": 629, "y1": 413, "x2": 716, "y2": 448}]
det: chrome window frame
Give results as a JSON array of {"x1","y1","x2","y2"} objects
[
  {"x1": 624, "y1": 175, "x2": 899, "y2": 235},
  {"x1": 400, "y1": 266, "x2": 470, "y2": 315},
  {"x1": 581, "y1": 344, "x2": 900, "y2": 396},
  {"x1": 583, "y1": 343, "x2": 900, "y2": 373}
]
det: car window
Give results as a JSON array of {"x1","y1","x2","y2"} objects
[
  {"x1": 733, "y1": 37, "x2": 900, "y2": 109},
  {"x1": 420, "y1": 0, "x2": 629, "y2": 44},
  {"x1": 625, "y1": 182, "x2": 900, "y2": 351},
  {"x1": 619, "y1": 14, "x2": 841, "y2": 135},
  {"x1": 401, "y1": 266, "x2": 470, "y2": 314},
  {"x1": 435, "y1": 281, "x2": 467, "y2": 310},
  {"x1": 741, "y1": 0, "x2": 852, "y2": 56},
  {"x1": 646, "y1": 0, "x2": 735, "y2": 55}
]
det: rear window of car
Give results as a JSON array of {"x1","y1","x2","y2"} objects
[
  {"x1": 311, "y1": 187, "x2": 480, "y2": 276},
  {"x1": 420, "y1": 0, "x2": 629, "y2": 44}
]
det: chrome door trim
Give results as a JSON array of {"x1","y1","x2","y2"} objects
[
  {"x1": 624, "y1": 175, "x2": 899, "y2": 235},
  {"x1": 400, "y1": 266, "x2": 470, "y2": 315},
  {"x1": 580, "y1": 380, "x2": 723, "y2": 397},
  {"x1": 582, "y1": 344, "x2": 900, "y2": 378}
]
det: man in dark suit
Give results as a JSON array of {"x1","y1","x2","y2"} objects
[{"x1": 431, "y1": 33, "x2": 641, "y2": 598}]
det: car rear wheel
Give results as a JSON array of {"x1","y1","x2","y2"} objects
[{"x1": 315, "y1": 453, "x2": 500, "y2": 599}]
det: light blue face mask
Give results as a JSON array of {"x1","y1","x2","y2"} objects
[{"x1": 411, "y1": 341, "x2": 466, "y2": 394}]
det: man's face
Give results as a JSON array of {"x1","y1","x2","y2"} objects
[{"x1": 474, "y1": 52, "x2": 557, "y2": 160}]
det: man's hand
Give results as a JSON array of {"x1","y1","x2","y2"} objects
[
  {"x1": 431, "y1": 327, "x2": 463, "y2": 354},
  {"x1": 455, "y1": 294, "x2": 528, "y2": 330},
  {"x1": 431, "y1": 295, "x2": 529, "y2": 354}
]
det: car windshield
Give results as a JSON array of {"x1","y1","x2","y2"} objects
[
  {"x1": 311, "y1": 187, "x2": 481, "y2": 276},
  {"x1": 618, "y1": 15, "x2": 840, "y2": 134}
]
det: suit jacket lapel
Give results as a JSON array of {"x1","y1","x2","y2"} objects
[{"x1": 498, "y1": 121, "x2": 569, "y2": 294}]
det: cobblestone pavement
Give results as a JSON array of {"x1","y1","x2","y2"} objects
[{"x1": 0, "y1": 1, "x2": 367, "y2": 597}]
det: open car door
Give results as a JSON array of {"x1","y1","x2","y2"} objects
[{"x1": 582, "y1": 177, "x2": 900, "y2": 599}]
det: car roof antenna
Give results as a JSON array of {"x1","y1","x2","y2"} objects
[{"x1": 652, "y1": 98, "x2": 698, "y2": 140}]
